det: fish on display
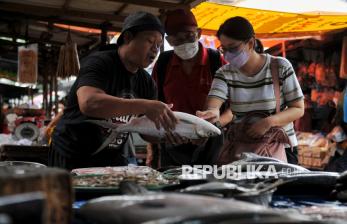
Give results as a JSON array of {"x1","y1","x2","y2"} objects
[
  {"x1": 180, "y1": 180, "x2": 283, "y2": 195},
  {"x1": 77, "y1": 193, "x2": 315, "y2": 224},
  {"x1": 220, "y1": 153, "x2": 339, "y2": 196},
  {"x1": 219, "y1": 153, "x2": 310, "y2": 174},
  {"x1": 338, "y1": 170, "x2": 347, "y2": 184},
  {"x1": 235, "y1": 153, "x2": 286, "y2": 163},
  {"x1": 87, "y1": 112, "x2": 221, "y2": 155},
  {"x1": 331, "y1": 171, "x2": 347, "y2": 202},
  {"x1": 277, "y1": 171, "x2": 339, "y2": 192},
  {"x1": 180, "y1": 180, "x2": 286, "y2": 206}
]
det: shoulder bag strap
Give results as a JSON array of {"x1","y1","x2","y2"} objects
[{"x1": 270, "y1": 57, "x2": 281, "y2": 114}]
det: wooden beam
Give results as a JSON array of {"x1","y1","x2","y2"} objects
[
  {"x1": 100, "y1": 24, "x2": 108, "y2": 46},
  {"x1": 0, "y1": 2, "x2": 126, "y2": 22},
  {"x1": 49, "y1": 25, "x2": 98, "y2": 41},
  {"x1": 106, "y1": 0, "x2": 185, "y2": 9},
  {"x1": 115, "y1": 4, "x2": 128, "y2": 15},
  {"x1": 281, "y1": 41, "x2": 286, "y2": 58},
  {"x1": 50, "y1": 19, "x2": 122, "y2": 32},
  {"x1": 0, "y1": 11, "x2": 122, "y2": 32},
  {"x1": 62, "y1": 0, "x2": 72, "y2": 10},
  {"x1": 5, "y1": 38, "x2": 60, "y2": 48},
  {"x1": 0, "y1": 31, "x2": 66, "y2": 46},
  {"x1": 185, "y1": 0, "x2": 206, "y2": 7}
]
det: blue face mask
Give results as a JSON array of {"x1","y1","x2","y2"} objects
[{"x1": 224, "y1": 48, "x2": 249, "y2": 69}]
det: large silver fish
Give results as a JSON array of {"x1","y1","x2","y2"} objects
[
  {"x1": 87, "y1": 111, "x2": 221, "y2": 155},
  {"x1": 77, "y1": 192, "x2": 316, "y2": 224}
]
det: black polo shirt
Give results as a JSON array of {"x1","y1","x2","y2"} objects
[{"x1": 52, "y1": 47, "x2": 156, "y2": 158}]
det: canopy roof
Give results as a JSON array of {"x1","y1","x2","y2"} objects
[
  {"x1": 212, "y1": 0, "x2": 347, "y2": 14},
  {"x1": 0, "y1": 1, "x2": 203, "y2": 49},
  {"x1": 192, "y1": 2, "x2": 347, "y2": 38},
  {"x1": 0, "y1": 0, "x2": 203, "y2": 80}
]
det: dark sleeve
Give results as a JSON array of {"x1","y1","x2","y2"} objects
[{"x1": 76, "y1": 55, "x2": 109, "y2": 91}]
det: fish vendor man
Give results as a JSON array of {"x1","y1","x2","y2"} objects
[{"x1": 49, "y1": 12, "x2": 179, "y2": 170}]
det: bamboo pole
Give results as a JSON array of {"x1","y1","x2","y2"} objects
[
  {"x1": 48, "y1": 67, "x2": 53, "y2": 119},
  {"x1": 282, "y1": 40, "x2": 286, "y2": 58},
  {"x1": 54, "y1": 72, "x2": 58, "y2": 115},
  {"x1": 43, "y1": 68, "x2": 48, "y2": 115}
]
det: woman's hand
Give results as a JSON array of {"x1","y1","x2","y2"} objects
[
  {"x1": 246, "y1": 117, "x2": 272, "y2": 138},
  {"x1": 196, "y1": 108, "x2": 220, "y2": 123}
]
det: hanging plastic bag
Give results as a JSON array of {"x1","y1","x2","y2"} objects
[{"x1": 18, "y1": 43, "x2": 38, "y2": 84}]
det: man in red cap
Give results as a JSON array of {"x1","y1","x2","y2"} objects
[{"x1": 148, "y1": 9, "x2": 233, "y2": 167}]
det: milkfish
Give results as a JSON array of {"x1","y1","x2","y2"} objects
[
  {"x1": 77, "y1": 193, "x2": 313, "y2": 224},
  {"x1": 220, "y1": 153, "x2": 340, "y2": 196},
  {"x1": 219, "y1": 153, "x2": 310, "y2": 174},
  {"x1": 87, "y1": 112, "x2": 221, "y2": 155}
]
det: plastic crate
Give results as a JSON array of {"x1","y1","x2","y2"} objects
[{"x1": 298, "y1": 143, "x2": 336, "y2": 170}]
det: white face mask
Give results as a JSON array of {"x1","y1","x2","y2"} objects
[{"x1": 173, "y1": 41, "x2": 199, "y2": 60}]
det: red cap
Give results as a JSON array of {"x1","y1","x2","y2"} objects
[{"x1": 165, "y1": 9, "x2": 198, "y2": 35}]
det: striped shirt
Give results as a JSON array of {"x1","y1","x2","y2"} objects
[{"x1": 208, "y1": 54, "x2": 303, "y2": 146}]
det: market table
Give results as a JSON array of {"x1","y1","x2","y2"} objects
[{"x1": 0, "y1": 144, "x2": 49, "y2": 165}]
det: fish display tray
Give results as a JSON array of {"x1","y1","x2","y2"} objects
[
  {"x1": 0, "y1": 144, "x2": 49, "y2": 165},
  {"x1": 72, "y1": 166, "x2": 175, "y2": 199},
  {"x1": 74, "y1": 184, "x2": 170, "y2": 200},
  {"x1": 75, "y1": 184, "x2": 168, "y2": 192}
]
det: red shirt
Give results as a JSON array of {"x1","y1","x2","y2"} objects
[{"x1": 152, "y1": 44, "x2": 226, "y2": 115}]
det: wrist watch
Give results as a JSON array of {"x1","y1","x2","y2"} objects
[{"x1": 214, "y1": 121, "x2": 222, "y2": 129}]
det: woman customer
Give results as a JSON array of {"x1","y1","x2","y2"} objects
[{"x1": 197, "y1": 16, "x2": 304, "y2": 164}]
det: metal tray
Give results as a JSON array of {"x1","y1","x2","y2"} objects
[
  {"x1": 74, "y1": 184, "x2": 171, "y2": 200},
  {"x1": 0, "y1": 161, "x2": 46, "y2": 168}
]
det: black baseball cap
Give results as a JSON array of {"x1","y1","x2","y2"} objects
[{"x1": 117, "y1": 11, "x2": 165, "y2": 45}]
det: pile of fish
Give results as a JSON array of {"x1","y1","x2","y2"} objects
[
  {"x1": 88, "y1": 111, "x2": 221, "y2": 154},
  {"x1": 335, "y1": 171, "x2": 347, "y2": 202},
  {"x1": 213, "y1": 153, "x2": 340, "y2": 196},
  {"x1": 76, "y1": 192, "x2": 325, "y2": 224},
  {"x1": 71, "y1": 157, "x2": 347, "y2": 224},
  {"x1": 72, "y1": 166, "x2": 171, "y2": 188},
  {"x1": 218, "y1": 152, "x2": 310, "y2": 175},
  {"x1": 75, "y1": 181, "x2": 347, "y2": 224},
  {"x1": 162, "y1": 166, "x2": 212, "y2": 183},
  {"x1": 180, "y1": 180, "x2": 286, "y2": 206},
  {"x1": 156, "y1": 153, "x2": 340, "y2": 197},
  {"x1": 294, "y1": 205, "x2": 347, "y2": 221}
]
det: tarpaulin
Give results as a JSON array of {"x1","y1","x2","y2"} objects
[{"x1": 192, "y1": 2, "x2": 347, "y2": 38}]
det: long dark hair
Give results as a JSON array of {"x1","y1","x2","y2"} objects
[
  {"x1": 255, "y1": 39, "x2": 264, "y2": 53},
  {"x1": 217, "y1": 16, "x2": 254, "y2": 41},
  {"x1": 217, "y1": 16, "x2": 264, "y2": 54}
]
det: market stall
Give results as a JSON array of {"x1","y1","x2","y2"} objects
[
  {"x1": 0, "y1": 0, "x2": 347, "y2": 223},
  {"x1": 0, "y1": 87, "x2": 49, "y2": 166},
  {"x1": 188, "y1": 1, "x2": 347, "y2": 172},
  {"x1": 262, "y1": 29, "x2": 347, "y2": 171}
]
